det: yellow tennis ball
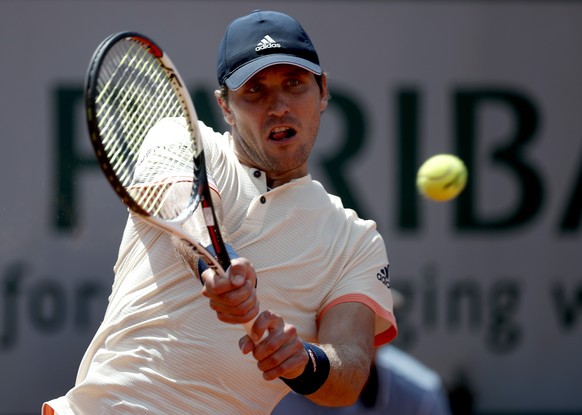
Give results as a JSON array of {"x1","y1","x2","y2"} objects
[{"x1": 416, "y1": 154, "x2": 468, "y2": 202}]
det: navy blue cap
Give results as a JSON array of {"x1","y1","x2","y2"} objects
[{"x1": 217, "y1": 10, "x2": 321, "y2": 90}]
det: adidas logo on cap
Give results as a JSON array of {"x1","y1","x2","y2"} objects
[{"x1": 255, "y1": 35, "x2": 281, "y2": 51}]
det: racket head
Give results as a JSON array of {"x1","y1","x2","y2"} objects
[
  {"x1": 85, "y1": 32, "x2": 231, "y2": 271},
  {"x1": 85, "y1": 31, "x2": 204, "y2": 223}
]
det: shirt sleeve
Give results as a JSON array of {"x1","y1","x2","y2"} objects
[{"x1": 318, "y1": 208, "x2": 398, "y2": 347}]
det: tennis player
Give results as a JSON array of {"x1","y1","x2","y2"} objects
[{"x1": 43, "y1": 10, "x2": 397, "y2": 414}]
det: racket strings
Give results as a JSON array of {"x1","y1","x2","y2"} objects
[
  {"x1": 99, "y1": 43, "x2": 174, "y2": 165},
  {"x1": 93, "y1": 38, "x2": 196, "y2": 221}
]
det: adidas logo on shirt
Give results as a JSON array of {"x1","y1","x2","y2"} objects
[{"x1": 255, "y1": 35, "x2": 281, "y2": 51}]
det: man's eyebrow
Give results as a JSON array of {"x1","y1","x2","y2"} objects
[
  {"x1": 251, "y1": 67, "x2": 311, "y2": 82},
  {"x1": 283, "y1": 68, "x2": 311, "y2": 77}
]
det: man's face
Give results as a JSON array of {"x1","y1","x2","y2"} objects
[{"x1": 217, "y1": 64, "x2": 328, "y2": 186}]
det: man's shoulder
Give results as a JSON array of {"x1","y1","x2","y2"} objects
[
  {"x1": 308, "y1": 179, "x2": 345, "y2": 209},
  {"x1": 198, "y1": 121, "x2": 231, "y2": 146},
  {"x1": 312, "y1": 180, "x2": 375, "y2": 227}
]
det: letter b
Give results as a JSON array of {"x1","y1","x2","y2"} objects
[{"x1": 454, "y1": 89, "x2": 543, "y2": 231}]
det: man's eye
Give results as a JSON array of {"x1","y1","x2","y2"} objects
[{"x1": 246, "y1": 84, "x2": 262, "y2": 94}]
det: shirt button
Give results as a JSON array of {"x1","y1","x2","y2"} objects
[
  {"x1": 254, "y1": 170, "x2": 261, "y2": 178},
  {"x1": 260, "y1": 196, "x2": 266, "y2": 204}
]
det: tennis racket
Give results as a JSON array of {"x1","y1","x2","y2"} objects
[{"x1": 85, "y1": 31, "x2": 254, "y2": 336}]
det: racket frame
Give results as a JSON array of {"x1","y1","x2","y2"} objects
[{"x1": 85, "y1": 31, "x2": 231, "y2": 276}]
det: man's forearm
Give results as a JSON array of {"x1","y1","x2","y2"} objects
[{"x1": 305, "y1": 342, "x2": 372, "y2": 407}]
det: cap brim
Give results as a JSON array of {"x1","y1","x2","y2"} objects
[{"x1": 225, "y1": 54, "x2": 322, "y2": 91}]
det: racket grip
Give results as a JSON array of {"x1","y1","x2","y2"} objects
[
  {"x1": 243, "y1": 320, "x2": 256, "y2": 338},
  {"x1": 243, "y1": 315, "x2": 268, "y2": 345},
  {"x1": 243, "y1": 317, "x2": 257, "y2": 344}
]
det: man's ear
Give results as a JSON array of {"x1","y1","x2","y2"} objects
[
  {"x1": 319, "y1": 74, "x2": 329, "y2": 113},
  {"x1": 214, "y1": 89, "x2": 235, "y2": 126}
]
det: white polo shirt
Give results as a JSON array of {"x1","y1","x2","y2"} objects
[{"x1": 43, "y1": 119, "x2": 397, "y2": 415}]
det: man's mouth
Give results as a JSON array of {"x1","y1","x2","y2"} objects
[{"x1": 269, "y1": 127, "x2": 296, "y2": 141}]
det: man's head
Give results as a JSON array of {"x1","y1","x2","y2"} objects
[
  {"x1": 215, "y1": 11, "x2": 328, "y2": 188},
  {"x1": 217, "y1": 10, "x2": 322, "y2": 91}
]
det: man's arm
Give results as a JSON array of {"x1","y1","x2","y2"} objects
[
  {"x1": 236, "y1": 301, "x2": 376, "y2": 407},
  {"x1": 166, "y1": 181, "x2": 225, "y2": 278},
  {"x1": 303, "y1": 302, "x2": 375, "y2": 406}
]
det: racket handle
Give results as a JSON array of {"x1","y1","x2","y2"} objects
[
  {"x1": 243, "y1": 320, "x2": 255, "y2": 339},
  {"x1": 243, "y1": 315, "x2": 268, "y2": 344}
]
